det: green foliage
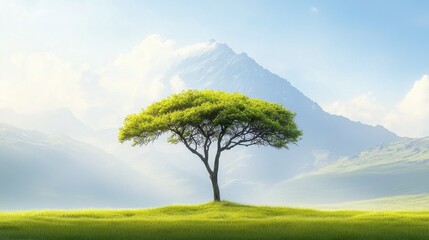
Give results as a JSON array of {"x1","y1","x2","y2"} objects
[
  {"x1": 119, "y1": 89, "x2": 302, "y2": 201},
  {"x1": 0, "y1": 203, "x2": 428, "y2": 240},
  {"x1": 119, "y1": 89, "x2": 302, "y2": 149}
]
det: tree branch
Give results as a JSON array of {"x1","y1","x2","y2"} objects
[
  {"x1": 171, "y1": 128, "x2": 213, "y2": 176},
  {"x1": 221, "y1": 123, "x2": 254, "y2": 150},
  {"x1": 222, "y1": 130, "x2": 265, "y2": 150}
]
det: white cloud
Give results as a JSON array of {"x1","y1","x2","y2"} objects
[
  {"x1": 96, "y1": 34, "x2": 215, "y2": 123},
  {"x1": 176, "y1": 40, "x2": 217, "y2": 57},
  {"x1": 384, "y1": 75, "x2": 429, "y2": 137},
  {"x1": 99, "y1": 35, "x2": 175, "y2": 103},
  {"x1": 324, "y1": 75, "x2": 429, "y2": 138},
  {"x1": 322, "y1": 92, "x2": 386, "y2": 126},
  {"x1": 170, "y1": 75, "x2": 187, "y2": 93},
  {"x1": 0, "y1": 52, "x2": 88, "y2": 116},
  {"x1": 395, "y1": 75, "x2": 429, "y2": 118},
  {"x1": 0, "y1": 35, "x2": 217, "y2": 128}
]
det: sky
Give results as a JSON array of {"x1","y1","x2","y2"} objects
[{"x1": 1, "y1": 0, "x2": 429, "y2": 137}]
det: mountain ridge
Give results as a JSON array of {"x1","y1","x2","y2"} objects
[
  {"x1": 169, "y1": 42, "x2": 401, "y2": 177},
  {"x1": 267, "y1": 136, "x2": 429, "y2": 205}
]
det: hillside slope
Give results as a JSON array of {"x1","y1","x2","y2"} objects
[
  {"x1": 268, "y1": 137, "x2": 429, "y2": 205},
  {"x1": 0, "y1": 124, "x2": 163, "y2": 210}
]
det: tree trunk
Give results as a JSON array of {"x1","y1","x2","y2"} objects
[{"x1": 210, "y1": 174, "x2": 221, "y2": 202}]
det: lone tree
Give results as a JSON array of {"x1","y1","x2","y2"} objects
[{"x1": 119, "y1": 90, "x2": 302, "y2": 202}]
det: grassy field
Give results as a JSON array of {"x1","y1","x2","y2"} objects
[{"x1": 0, "y1": 201, "x2": 428, "y2": 240}]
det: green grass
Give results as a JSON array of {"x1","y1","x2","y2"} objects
[{"x1": 0, "y1": 201, "x2": 428, "y2": 240}]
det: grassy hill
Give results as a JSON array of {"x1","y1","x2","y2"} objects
[
  {"x1": 0, "y1": 202, "x2": 428, "y2": 240},
  {"x1": 270, "y1": 137, "x2": 429, "y2": 205}
]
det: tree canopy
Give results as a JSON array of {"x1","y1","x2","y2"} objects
[{"x1": 119, "y1": 89, "x2": 302, "y2": 201}]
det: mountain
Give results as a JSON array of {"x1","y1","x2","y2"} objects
[
  {"x1": 0, "y1": 108, "x2": 93, "y2": 140},
  {"x1": 266, "y1": 137, "x2": 429, "y2": 205},
  {"x1": 0, "y1": 42, "x2": 404, "y2": 207},
  {"x1": 0, "y1": 124, "x2": 168, "y2": 210},
  {"x1": 175, "y1": 43, "x2": 399, "y2": 151},
  {"x1": 0, "y1": 44, "x2": 400, "y2": 177},
  {"x1": 161, "y1": 43, "x2": 401, "y2": 181}
]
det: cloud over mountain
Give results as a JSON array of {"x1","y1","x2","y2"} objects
[
  {"x1": 386, "y1": 75, "x2": 429, "y2": 137},
  {"x1": 1, "y1": 34, "x2": 427, "y2": 137},
  {"x1": 324, "y1": 75, "x2": 429, "y2": 138},
  {"x1": 1, "y1": 35, "x2": 399, "y2": 174},
  {"x1": 0, "y1": 52, "x2": 88, "y2": 116},
  {"x1": 0, "y1": 35, "x2": 216, "y2": 129}
]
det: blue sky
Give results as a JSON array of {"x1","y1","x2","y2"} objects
[{"x1": 1, "y1": 0, "x2": 429, "y2": 137}]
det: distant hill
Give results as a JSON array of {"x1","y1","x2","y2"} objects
[
  {"x1": 267, "y1": 137, "x2": 429, "y2": 205},
  {"x1": 0, "y1": 124, "x2": 166, "y2": 210},
  {"x1": 0, "y1": 108, "x2": 92, "y2": 140}
]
